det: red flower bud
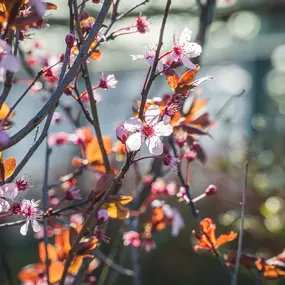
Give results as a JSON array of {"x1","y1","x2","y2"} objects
[
  {"x1": 65, "y1": 33, "x2": 75, "y2": 49},
  {"x1": 205, "y1": 184, "x2": 217, "y2": 196}
]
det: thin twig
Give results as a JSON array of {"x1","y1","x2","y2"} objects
[
  {"x1": 231, "y1": 161, "x2": 248, "y2": 285},
  {"x1": 138, "y1": 0, "x2": 171, "y2": 119},
  {"x1": 0, "y1": 0, "x2": 112, "y2": 151},
  {"x1": 5, "y1": 112, "x2": 54, "y2": 183},
  {"x1": 116, "y1": 0, "x2": 149, "y2": 20},
  {"x1": 42, "y1": 140, "x2": 51, "y2": 285}
]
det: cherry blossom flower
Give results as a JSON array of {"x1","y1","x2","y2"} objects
[
  {"x1": 124, "y1": 105, "x2": 173, "y2": 155},
  {"x1": 98, "y1": 72, "x2": 117, "y2": 89},
  {"x1": 171, "y1": 27, "x2": 202, "y2": 69},
  {"x1": 143, "y1": 238, "x2": 156, "y2": 252},
  {"x1": 0, "y1": 183, "x2": 19, "y2": 212},
  {"x1": 20, "y1": 199, "x2": 43, "y2": 236},
  {"x1": 177, "y1": 186, "x2": 190, "y2": 204},
  {"x1": 132, "y1": 14, "x2": 150, "y2": 34},
  {"x1": 48, "y1": 132, "x2": 69, "y2": 146},
  {"x1": 131, "y1": 45, "x2": 164, "y2": 72},
  {"x1": 123, "y1": 231, "x2": 141, "y2": 247},
  {"x1": 16, "y1": 177, "x2": 33, "y2": 191},
  {"x1": 0, "y1": 40, "x2": 20, "y2": 78}
]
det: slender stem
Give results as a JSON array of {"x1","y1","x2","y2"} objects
[
  {"x1": 231, "y1": 161, "x2": 248, "y2": 285},
  {"x1": 42, "y1": 140, "x2": 51, "y2": 285},
  {"x1": 0, "y1": 30, "x2": 15, "y2": 109},
  {"x1": 138, "y1": 0, "x2": 171, "y2": 119},
  {"x1": 0, "y1": 212, "x2": 13, "y2": 219},
  {"x1": 116, "y1": 0, "x2": 149, "y2": 20},
  {"x1": 132, "y1": 155, "x2": 165, "y2": 163},
  {"x1": 5, "y1": 112, "x2": 54, "y2": 183},
  {"x1": 0, "y1": 0, "x2": 112, "y2": 152}
]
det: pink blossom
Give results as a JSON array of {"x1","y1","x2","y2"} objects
[
  {"x1": 51, "y1": 112, "x2": 62, "y2": 125},
  {"x1": 20, "y1": 199, "x2": 43, "y2": 236},
  {"x1": 124, "y1": 105, "x2": 173, "y2": 155},
  {"x1": 132, "y1": 14, "x2": 150, "y2": 34},
  {"x1": 48, "y1": 132, "x2": 69, "y2": 146},
  {"x1": 176, "y1": 187, "x2": 190, "y2": 204},
  {"x1": 98, "y1": 72, "x2": 117, "y2": 89},
  {"x1": 16, "y1": 177, "x2": 33, "y2": 191},
  {"x1": 0, "y1": 183, "x2": 19, "y2": 212},
  {"x1": 171, "y1": 27, "x2": 202, "y2": 69},
  {"x1": 131, "y1": 45, "x2": 164, "y2": 72},
  {"x1": 123, "y1": 231, "x2": 141, "y2": 247}
]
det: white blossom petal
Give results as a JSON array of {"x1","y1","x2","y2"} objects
[
  {"x1": 124, "y1": 118, "x2": 142, "y2": 132},
  {"x1": 1, "y1": 183, "x2": 18, "y2": 200},
  {"x1": 163, "y1": 115, "x2": 171, "y2": 124},
  {"x1": 181, "y1": 55, "x2": 196, "y2": 70},
  {"x1": 0, "y1": 199, "x2": 10, "y2": 212},
  {"x1": 145, "y1": 105, "x2": 160, "y2": 125},
  {"x1": 146, "y1": 136, "x2": 163, "y2": 155},
  {"x1": 180, "y1": 27, "x2": 192, "y2": 43},
  {"x1": 183, "y1": 43, "x2": 202, "y2": 58},
  {"x1": 153, "y1": 121, "x2": 173, "y2": 137},
  {"x1": 32, "y1": 219, "x2": 41, "y2": 232},
  {"x1": 2, "y1": 55, "x2": 20, "y2": 72},
  {"x1": 130, "y1": 54, "x2": 144, "y2": 60},
  {"x1": 126, "y1": 133, "x2": 142, "y2": 152},
  {"x1": 20, "y1": 220, "x2": 30, "y2": 236}
]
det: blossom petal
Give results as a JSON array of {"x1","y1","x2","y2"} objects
[
  {"x1": 186, "y1": 43, "x2": 202, "y2": 58},
  {"x1": 32, "y1": 219, "x2": 41, "y2": 233},
  {"x1": 153, "y1": 121, "x2": 173, "y2": 137},
  {"x1": 146, "y1": 136, "x2": 163, "y2": 155},
  {"x1": 180, "y1": 27, "x2": 192, "y2": 43},
  {"x1": 124, "y1": 118, "x2": 142, "y2": 132},
  {"x1": 20, "y1": 220, "x2": 30, "y2": 236},
  {"x1": 126, "y1": 133, "x2": 142, "y2": 152},
  {"x1": 145, "y1": 105, "x2": 160, "y2": 125},
  {"x1": 3, "y1": 55, "x2": 20, "y2": 72},
  {"x1": 1, "y1": 183, "x2": 18, "y2": 200},
  {"x1": 0, "y1": 199, "x2": 10, "y2": 212},
  {"x1": 181, "y1": 55, "x2": 196, "y2": 70}
]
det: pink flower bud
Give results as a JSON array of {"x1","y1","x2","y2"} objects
[
  {"x1": 65, "y1": 33, "x2": 75, "y2": 49},
  {"x1": 142, "y1": 175, "x2": 153, "y2": 185},
  {"x1": 97, "y1": 209, "x2": 109, "y2": 224},
  {"x1": 16, "y1": 178, "x2": 32, "y2": 191},
  {"x1": 184, "y1": 150, "x2": 197, "y2": 162},
  {"x1": 191, "y1": 141, "x2": 201, "y2": 151},
  {"x1": 205, "y1": 184, "x2": 217, "y2": 196},
  {"x1": 116, "y1": 125, "x2": 129, "y2": 143}
]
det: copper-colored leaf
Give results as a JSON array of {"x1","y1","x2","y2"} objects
[
  {"x1": 49, "y1": 261, "x2": 64, "y2": 284},
  {"x1": 175, "y1": 67, "x2": 200, "y2": 94},
  {"x1": 0, "y1": 102, "x2": 13, "y2": 120},
  {"x1": 4, "y1": 157, "x2": 16, "y2": 179},
  {"x1": 216, "y1": 232, "x2": 237, "y2": 248},
  {"x1": 68, "y1": 256, "x2": 83, "y2": 276},
  {"x1": 39, "y1": 242, "x2": 58, "y2": 264},
  {"x1": 46, "y1": 2, "x2": 57, "y2": 10},
  {"x1": 164, "y1": 68, "x2": 179, "y2": 91},
  {"x1": 90, "y1": 50, "x2": 102, "y2": 61}
]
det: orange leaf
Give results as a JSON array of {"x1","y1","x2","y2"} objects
[
  {"x1": 88, "y1": 258, "x2": 101, "y2": 273},
  {"x1": 68, "y1": 256, "x2": 83, "y2": 276},
  {"x1": 4, "y1": 157, "x2": 16, "y2": 179},
  {"x1": 216, "y1": 232, "x2": 238, "y2": 248},
  {"x1": 86, "y1": 137, "x2": 112, "y2": 163},
  {"x1": 175, "y1": 67, "x2": 200, "y2": 94},
  {"x1": 46, "y1": 2, "x2": 57, "y2": 10},
  {"x1": 18, "y1": 263, "x2": 45, "y2": 282},
  {"x1": 0, "y1": 102, "x2": 13, "y2": 120},
  {"x1": 49, "y1": 261, "x2": 64, "y2": 284},
  {"x1": 164, "y1": 68, "x2": 179, "y2": 91},
  {"x1": 39, "y1": 242, "x2": 58, "y2": 264},
  {"x1": 90, "y1": 50, "x2": 102, "y2": 61}
]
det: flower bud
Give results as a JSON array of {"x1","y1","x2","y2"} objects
[
  {"x1": 184, "y1": 150, "x2": 197, "y2": 162},
  {"x1": 205, "y1": 184, "x2": 217, "y2": 196},
  {"x1": 16, "y1": 178, "x2": 31, "y2": 191},
  {"x1": 97, "y1": 209, "x2": 109, "y2": 224},
  {"x1": 191, "y1": 141, "x2": 201, "y2": 151},
  {"x1": 116, "y1": 125, "x2": 129, "y2": 143},
  {"x1": 65, "y1": 33, "x2": 75, "y2": 49}
]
